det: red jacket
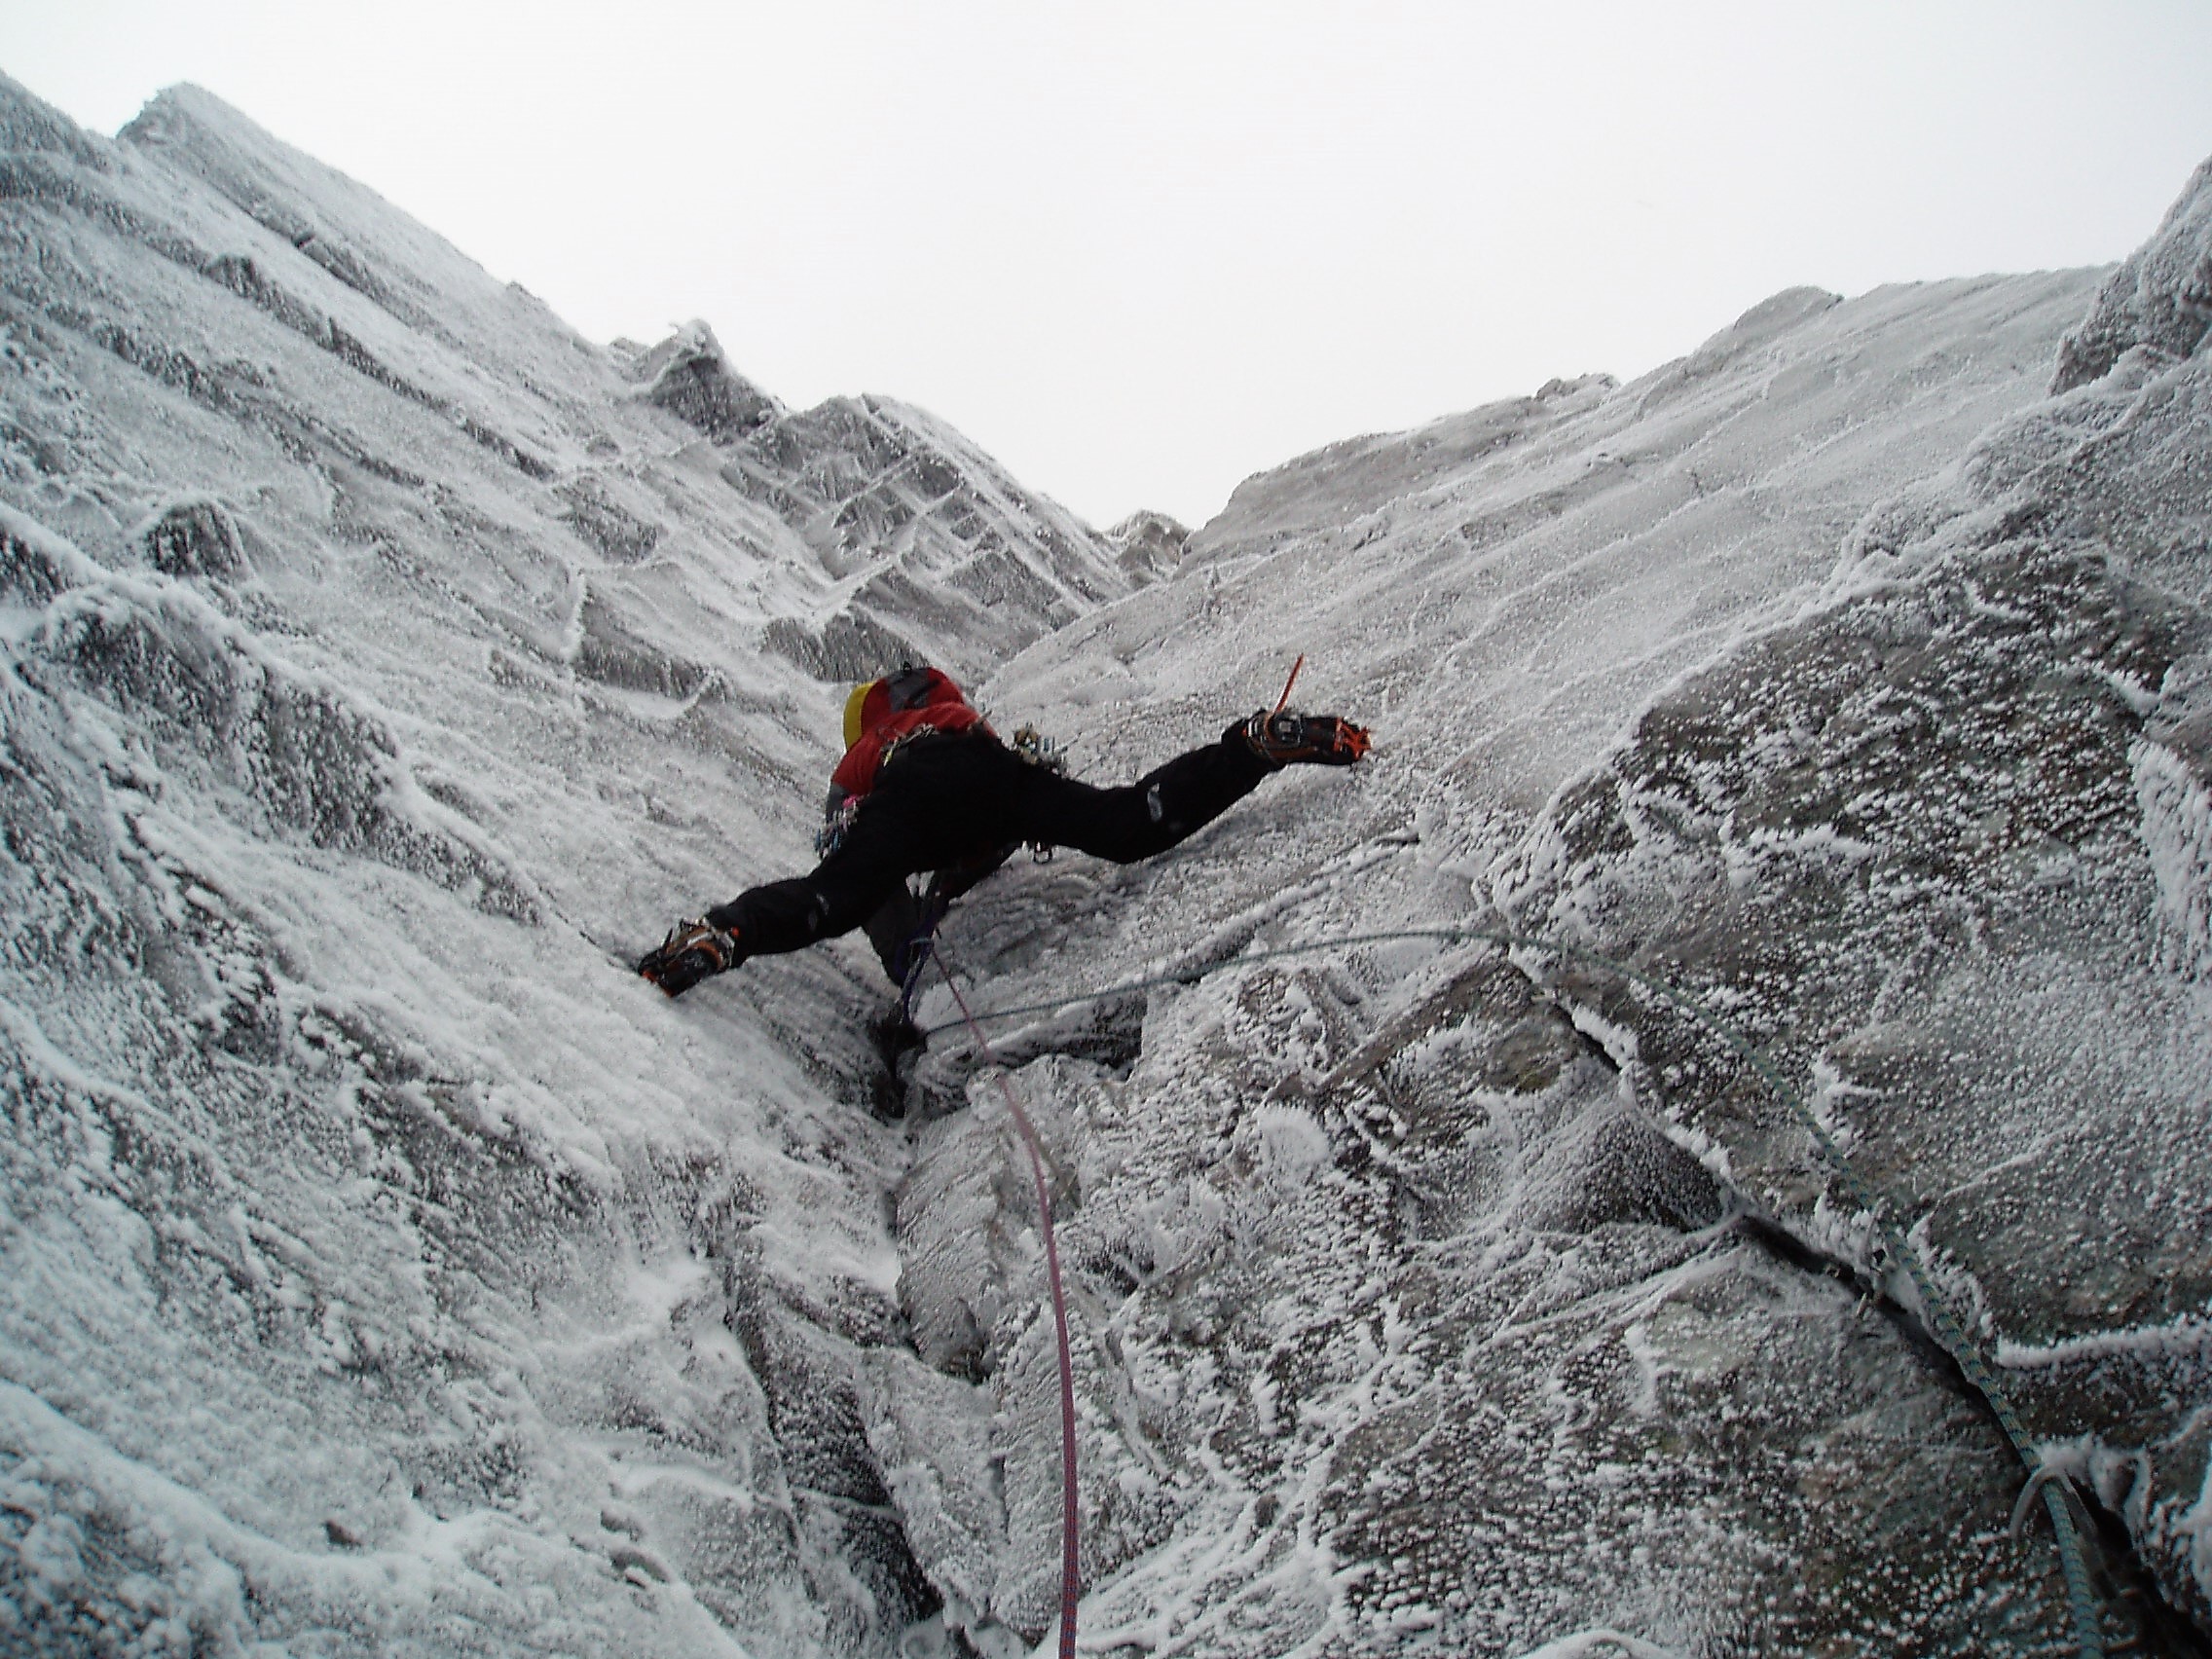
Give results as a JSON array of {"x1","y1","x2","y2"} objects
[{"x1": 830, "y1": 667, "x2": 989, "y2": 801}]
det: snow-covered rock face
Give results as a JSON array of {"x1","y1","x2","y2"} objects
[
  {"x1": 5, "y1": 61, "x2": 2210, "y2": 1659},
  {"x1": 0, "y1": 70, "x2": 1122, "y2": 1659},
  {"x1": 914, "y1": 184, "x2": 2210, "y2": 1650},
  {"x1": 1489, "y1": 164, "x2": 2212, "y2": 1636},
  {"x1": 2052, "y1": 155, "x2": 2212, "y2": 399},
  {"x1": 1105, "y1": 509, "x2": 1192, "y2": 585}
]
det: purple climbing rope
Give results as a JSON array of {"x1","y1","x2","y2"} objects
[{"x1": 935, "y1": 956, "x2": 1082, "y2": 1658}]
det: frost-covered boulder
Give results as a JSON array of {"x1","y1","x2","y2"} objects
[{"x1": 1494, "y1": 152, "x2": 2212, "y2": 1636}]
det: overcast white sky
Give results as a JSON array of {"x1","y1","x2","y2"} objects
[{"x1": 6, "y1": 2, "x2": 2210, "y2": 529}]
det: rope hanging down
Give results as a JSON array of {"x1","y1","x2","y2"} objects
[
  {"x1": 931, "y1": 948, "x2": 1083, "y2": 1659},
  {"x1": 914, "y1": 922, "x2": 2108, "y2": 1659}
]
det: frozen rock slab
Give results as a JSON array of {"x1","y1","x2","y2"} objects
[
  {"x1": 888, "y1": 1054, "x2": 1194, "y2": 1641},
  {"x1": 888, "y1": 881, "x2": 2097, "y2": 1651},
  {"x1": 1498, "y1": 154, "x2": 2212, "y2": 1633},
  {"x1": 955, "y1": 230, "x2": 2139, "y2": 1641},
  {"x1": 0, "y1": 67, "x2": 1142, "y2": 1659},
  {"x1": 858, "y1": 1350, "x2": 1008, "y2": 1624}
]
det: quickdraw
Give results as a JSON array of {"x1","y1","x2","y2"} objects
[
  {"x1": 814, "y1": 794, "x2": 862, "y2": 859},
  {"x1": 1012, "y1": 723, "x2": 1067, "y2": 864}
]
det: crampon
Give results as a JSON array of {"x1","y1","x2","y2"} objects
[{"x1": 638, "y1": 918, "x2": 741, "y2": 997}]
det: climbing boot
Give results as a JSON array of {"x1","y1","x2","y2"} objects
[
  {"x1": 1233, "y1": 710, "x2": 1372, "y2": 768},
  {"x1": 639, "y1": 917, "x2": 742, "y2": 997}
]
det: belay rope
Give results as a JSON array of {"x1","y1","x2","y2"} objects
[
  {"x1": 909, "y1": 923, "x2": 2110, "y2": 1659},
  {"x1": 932, "y1": 943, "x2": 1084, "y2": 1659},
  {"x1": 876, "y1": 658, "x2": 1320, "y2": 1652}
]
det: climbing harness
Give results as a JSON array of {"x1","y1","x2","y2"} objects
[
  {"x1": 931, "y1": 944, "x2": 1084, "y2": 1659},
  {"x1": 874, "y1": 721, "x2": 946, "y2": 778},
  {"x1": 895, "y1": 892, "x2": 948, "y2": 1021},
  {"x1": 911, "y1": 922, "x2": 2110, "y2": 1658}
]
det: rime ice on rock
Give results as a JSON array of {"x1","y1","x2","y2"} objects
[
  {"x1": 2051, "y1": 155, "x2": 2212, "y2": 396},
  {"x1": 939, "y1": 163, "x2": 2212, "y2": 1652},
  {"x1": 7, "y1": 56, "x2": 2212, "y2": 1659},
  {"x1": 0, "y1": 68, "x2": 1116, "y2": 1659},
  {"x1": 628, "y1": 319, "x2": 783, "y2": 442},
  {"x1": 1106, "y1": 509, "x2": 1191, "y2": 583}
]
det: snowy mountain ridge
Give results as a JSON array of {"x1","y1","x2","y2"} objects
[{"x1": 4, "y1": 69, "x2": 2211, "y2": 1659}]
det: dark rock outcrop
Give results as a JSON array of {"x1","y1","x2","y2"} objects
[{"x1": 627, "y1": 320, "x2": 782, "y2": 442}]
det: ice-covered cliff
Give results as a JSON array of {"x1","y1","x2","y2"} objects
[
  {"x1": 4, "y1": 64, "x2": 2209, "y2": 1659},
  {"x1": 914, "y1": 199, "x2": 2211, "y2": 1651},
  {"x1": 0, "y1": 70, "x2": 1124, "y2": 1658}
]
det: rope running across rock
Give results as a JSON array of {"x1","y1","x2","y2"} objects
[
  {"x1": 930, "y1": 946, "x2": 1084, "y2": 1659},
  {"x1": 913, "y1": 922, "x2": 2109, "y2": 1658}
]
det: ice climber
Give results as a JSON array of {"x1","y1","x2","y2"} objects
[{"x1": 638, "y1": 664, "x2": 1372, "y2": 997}]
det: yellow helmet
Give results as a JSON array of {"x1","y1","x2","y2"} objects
[{"x1": 842, "y1": 681, "x2": 875, "y2": 751}]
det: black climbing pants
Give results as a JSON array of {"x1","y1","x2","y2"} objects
[{"x1": 707, "y1": 729, "x2": 1273, "y2": 962}]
